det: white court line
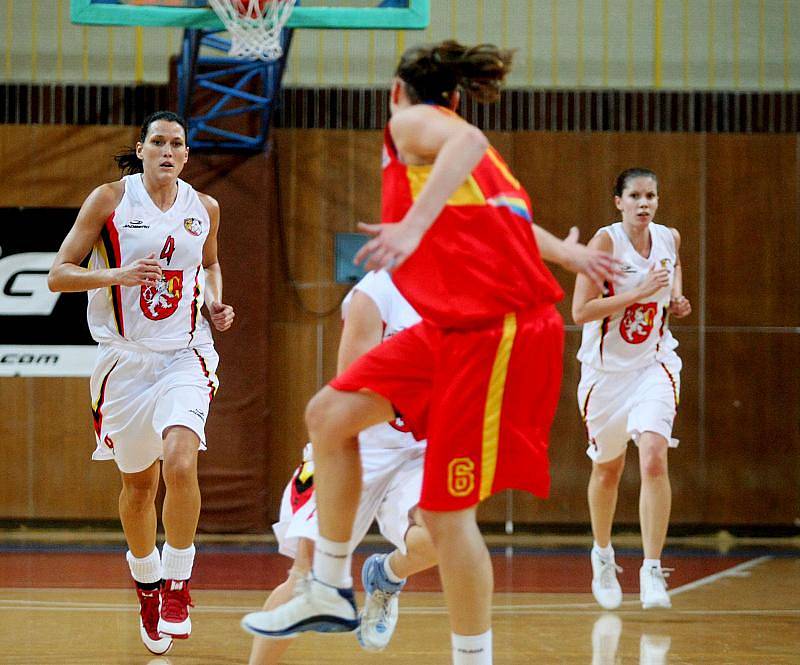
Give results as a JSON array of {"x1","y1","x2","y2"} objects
[{"x1": 667, "y1": 555, "x2": 772, "y2": 597}]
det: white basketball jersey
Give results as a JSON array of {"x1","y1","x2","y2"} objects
[
  {"x1": 577, "y1": 222, "x2": 679, "y2": 371},
  {"x1": 342, "y1": 270, "x2": 422, "y2": 449},
  {"x1": 87, "y1": 174, "x2": 213, "y2": 351}
]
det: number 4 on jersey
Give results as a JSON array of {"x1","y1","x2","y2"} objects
[{"x1": 160, "y1": 235, "x2": 176, "y2": 265}]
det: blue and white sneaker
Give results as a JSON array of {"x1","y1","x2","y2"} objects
[
  {"x1": 241, "y1": 575, "x2": 359, "y2": 638},
  {"x1": 356, "y1": 553, "x2": 406, "y2": 651}
]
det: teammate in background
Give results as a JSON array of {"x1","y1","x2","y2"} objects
[
  {"x1": 248, "y1": 269, "x2": 436, "y2": 664},
  {"x1": 48, "y1": 111, "x2": 234, "y2": 655},
  {"x1": 572, "y1": 168, "x2": 691, "y2": 610},
  {"x1": 242, "y1": 40, "x2": 618, "y2": 665}
]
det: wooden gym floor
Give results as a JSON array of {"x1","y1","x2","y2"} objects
[{"x1": 0, "y1": 533, "x2": 797, "y2": 664}]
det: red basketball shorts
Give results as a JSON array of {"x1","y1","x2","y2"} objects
[{"x1": 330, "y1": 304, "x2": 565, "y2": 511}]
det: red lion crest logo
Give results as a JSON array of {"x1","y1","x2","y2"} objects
[
  {"x1": 619, "y1": 302, "x2": 658, "y2": 344},
  {"x1": 140, "y1": 270, "x2": 183, "y2": 320}
]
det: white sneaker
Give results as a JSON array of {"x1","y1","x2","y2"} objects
[
  {"x1": 241, "y1": 575, "x2": 359, "y2": 638},
  {"x1": 357, "y1": 553, "x2": 405, "y2": 651},
  {"x1": 591, "y1": 548, "x2": 623, "y2": 610},
  {"x1": 591, "y1": 613, "x2": 622, "y2": 665},
  {"x1": 639, "y1": 565, "x2": 671, "y2": 609},
  {"x1": 640, "y1": 634, "x2": 672, "y2": 665}
]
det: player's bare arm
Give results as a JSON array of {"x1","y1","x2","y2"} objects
[
  {"x1": 571, "y1": 232, "x2": 667, "y2": 325},
  {"x1": 668, "y1": 228, "x2": 691, "y2": 318},
  {"x1": 48, "y1": 181, "x2": 163, "y2": 292},
  {"x1": 200, "y1": 193, "x2": 235, "y2": 332}
]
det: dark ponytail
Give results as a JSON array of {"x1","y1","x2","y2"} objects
[
  {"x1": 396, "y1": 40, "x2": 514, "y2": 106},
  {"x1": 114, "y1": 110, "x2": 188, "y2": 175}
]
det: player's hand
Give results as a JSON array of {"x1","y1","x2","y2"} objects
[
  {"x1": 354, "y1": 221, "x2": 423, "y2": 272},
  {"x1": 115, "y1": 254, "x2": 162, "y2": 287},
  {"x1": 637, "y1": 264, "x2": 670, "y2": 299},
  {"x1": 561, "y1": 227, "x2": 622, "y2": 288},
  {"x1": 668, "y1": 295, "x2": 692, "y2": 318},
  {"x1": 208, "y1": 301, "x2": 235, "y2": 331}
]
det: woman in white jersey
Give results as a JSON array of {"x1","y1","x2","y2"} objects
[
  {"x1": 48, "y1": 111, "x2": 234, "y2": 656},
  {"x1": 247, "y1": 269, "x2": 437, "y2": 663},
  {"x1": 572, "y1": 168, "x2": 691, "y2": 611}
]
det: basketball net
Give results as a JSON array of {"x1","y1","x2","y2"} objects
[{"x1": 207, "y1": 0, "x2": 297, "y2": 61}]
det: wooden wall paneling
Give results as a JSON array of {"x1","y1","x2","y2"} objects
[
  {"x1": 2, "y1": 122, "x2": 798, "y2": 529},
  {"x1": 705, "y1": 135, "x2": 800, "y2": 327},
  {"x1": 0, "y1": 126, "x2": 137, "y2": 207},
  {"x1": 30, "y1": 377, "x2": 120, "y2": 519},
  {"x1": 0, "y1": 379, "x2": 34, "y2": 517},
  {"x1": 703, "y1": 331, "x2": 800, "y2": 525}
]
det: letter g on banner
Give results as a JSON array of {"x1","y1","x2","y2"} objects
[{"x1": 0, "y1": 251, "x2": 60, "y2": 315}]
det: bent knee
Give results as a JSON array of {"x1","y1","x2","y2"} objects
[
  {"x1": 305, "y1": 388, "x2": 335, "y2": 434},
  {"x1": 305, "y1": 387, "x2": 366, "y2": 439}
]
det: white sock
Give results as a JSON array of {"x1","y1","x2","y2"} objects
[
  {"x1": 312, "y1": 536, "x2": 352, "y2": 588},
  {"x1": 643, "y1": 558, "x2": 661, "y2": 570},
  {"x1": 384, "y1": 553, "x2": 405, "y2": 583},
  {"x1": 162, "y1": 543, "x2": 195, "y2": 581},
  {"x1": 593, "y1": 542, "x2": 614, "y2": 559},
  {"x1": 452, "y1": 630, "x2": 493, "y2": 665},
  {"x1": 126, "y1": 548, "x2": 162, "y2": 584}
]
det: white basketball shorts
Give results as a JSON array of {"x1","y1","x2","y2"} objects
[
  {"x1": 577, "y1": 356, "x2": 681, "y2": 464},
  {"x1": 90, "y1": 342, "x2": 219, "y2": 473},
  {"x1": 273, "y1": 443, "x2": 426, "y2": 559}
]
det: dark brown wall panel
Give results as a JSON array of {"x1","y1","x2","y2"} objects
[
  {"x1": 703, "y1": 332, "x2": 800, "y2": 524},
  {"x1": 705, "y1": 135, "x2": 800, "y2": 327}
]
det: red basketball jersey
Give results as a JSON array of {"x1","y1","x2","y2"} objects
[{"x1": 382, "y1": 110, "x2": 563, "y2": 327}]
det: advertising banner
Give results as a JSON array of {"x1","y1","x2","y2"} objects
[{"x1": 0, "y1": 208, "x2": 96, "y2": 376}]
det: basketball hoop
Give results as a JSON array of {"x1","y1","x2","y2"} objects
[{"x1": 207, "y1": 0, "x2": 297, "y2": 61}]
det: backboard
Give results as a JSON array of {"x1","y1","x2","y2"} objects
[{"x1": 71, "y1": 0, "x2": 430, "y2": 30}]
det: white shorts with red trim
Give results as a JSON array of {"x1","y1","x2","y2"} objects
[
  {"x1": 273, "y1": 442, "x2": 425, "y2": 560},
  {"x1": 90, "y1": 341, "x2": 219, "y2": 473},
  {"x1": 578, "y1": 354, "x2": 681, "y2": 464}
]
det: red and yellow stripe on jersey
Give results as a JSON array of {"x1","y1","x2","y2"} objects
[
  {"x1": 192, "y1": 347, "x2": 218, "y2": 403},
  {"x1": 188, "y1": 266, "x2": 203, "y2": 345},
  {"x1": 382, "y1": 108, "x2": 563, "y2": 328},
  {"x1": 91, "y1": 359, "x2": 118, "y2": 442},
  {"x1": 94, "y1": 213, "x2": 125, "y2": 336}
]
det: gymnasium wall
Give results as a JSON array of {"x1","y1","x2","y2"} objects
[
  {"x1": 1, "y1": 118, "x2": 796, "y2": 531},
  {"x1": 267, "y1": 126, "x2": 800, "y2": 529}
]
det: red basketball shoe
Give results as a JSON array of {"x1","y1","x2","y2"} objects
[
  {"x1": 136, "y1": 586, "x2": 173, "y2": 655},
  {"x1": 158, "y1": 579, "x2": 194, "y2": 639}
]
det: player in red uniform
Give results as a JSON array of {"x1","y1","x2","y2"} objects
[{"x1": 242, "y1": 41, "x2": 618, "y2": 665}]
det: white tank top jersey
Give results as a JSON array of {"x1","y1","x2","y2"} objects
[
  {"x1": 577, "y1": 222, "x2": 679, "y2": 372},
  {"x1": 87, "y1": 174, "x2": 214, "y2": 351},
  {"x1": 342, "y1": 270, "x2": 423, "y2": 448}
]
